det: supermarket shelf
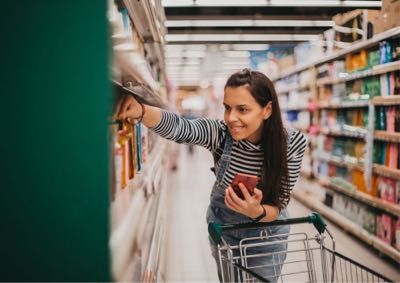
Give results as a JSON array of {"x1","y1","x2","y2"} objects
[
  {"x1": 373, "y1": 164, "x2": 400, "y2": 180},
  {"x1": 112, "y1": 80, "x2": 166, "y2": 108},
  {"x1": 272, "y1": 27, "x2": 400, "y2": 81},
  {"x1": 374, "y1": 131, "x2": 400, "y2": 143},
  {"x1": 316, "y1": 154, "x2": 364, "y2": 171},
  {"x1": 283, "y1": 106, "x2": 309, "y2": 112},
  {"x1": 322, "y1": 180, "x2": 400, "y2": 216},
  {"x1": 114, "y1": 50, "x2": 159, "y2": 92},
  {"x1": 316, "y1": 61, "x2": 400, "y2": 86},
  {"x1": 372, "y1": 60, "x2": 400, "y2": 76},
  {"x1": 277, "y1": 83, "x2": 310, "y2": 94},
  {"x1": 320, "y1": 127, "x2": 366, "y2": 139},
  {"x1": 318, "y1": 100, "x2": 369, "y2": 109},
  {"x1": 373, "y1": 95, "x2": 400, "y2": 106},
  {"x1": 292, "y1": 190, "x2": 400, "y2": 263},
  {"x1": 317, "y1": 69, "x2": 372, "y2": 86}
]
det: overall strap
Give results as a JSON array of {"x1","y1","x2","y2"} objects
[{"x1": 215, "y1": 131, "x2": 233, "y2": 184}]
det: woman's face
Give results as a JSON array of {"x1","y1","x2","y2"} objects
[{"x1": 223, "y1": 86, "x2": 272, "y2": 144}]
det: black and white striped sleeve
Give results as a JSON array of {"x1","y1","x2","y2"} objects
[
  {"x1": 149, "y1": 110, "x2": 225, "y2": 151},
  {"x1": 286, "y1": 130, "x2": 308, "y2": 190}
]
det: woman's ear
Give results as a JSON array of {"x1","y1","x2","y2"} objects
[{"x1": 263, "y1": 102, "x2": 272, "y2": 120}]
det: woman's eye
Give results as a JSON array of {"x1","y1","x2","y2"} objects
[{"x1": 238, "y1": 107, "x2": 248, "y2": 113}]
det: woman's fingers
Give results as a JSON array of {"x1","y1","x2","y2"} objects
[
  {"x1": 239, "y1": 183, "x2": 252, "y2": 201},
  {"x1": 254, "y1": 188, "x2": 263, "y2": 202},
  {"x1": 114, "y1": 95, "x2": 125, "y2": 118},
  {"x1": 120, "y1": 97, "x2": 134, "y2": 119},
  {"x1": 229, "y1": 186, "x2": 246, "y2": 206},
  {"x1": 225, "y1": 187, "x2": 242, "y2": 212}
]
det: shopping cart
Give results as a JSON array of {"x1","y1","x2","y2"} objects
[{"x1": 208, "y1": 212, "x2": 391, "y2": 282}]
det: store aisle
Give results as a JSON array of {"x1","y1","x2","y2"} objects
[
  {"x1": 163, "y1": 145, "x2": 400, "y2": 282},
  {"x1": 163, "y1": 145, "x2": 218, "y2": 282}
]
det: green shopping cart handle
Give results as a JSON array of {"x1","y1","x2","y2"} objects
[{"x1": 208, "y1": 212, "x2": 326, "y2": 245}]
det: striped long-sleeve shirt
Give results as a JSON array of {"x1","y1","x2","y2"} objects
[{"x1": 151, "y1": 110, "x2": 307, "y2": 194}]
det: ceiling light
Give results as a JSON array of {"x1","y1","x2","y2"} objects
[
  {"x1": 224, "y1": 51, "x2": 249, "y2": 58},
  {"x1": 165, "y1": 44, "x2": 207, "y2": 51},
  {"x1": 230, "y1": 44, "x2": 270, "y2": 51},
  {"x1": 162, "y1": 0, "x2": 381, "y2": 8},
  {"x1": 165, "y1": 20, "x2": 334, "y2": 28},
  {"x1": 165, "y1": 34, "x2": 320, "y2": 42},
  {"x1": 165, "y1": 50, "x2": 207, "y2": 58},
  {"x1": 166, "y1": 61, "x2": 201, "y2": 66}
]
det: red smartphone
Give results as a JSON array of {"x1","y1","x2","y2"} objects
[{"x1": 231, "y1": 173, "x2": 259, "y2": 199}]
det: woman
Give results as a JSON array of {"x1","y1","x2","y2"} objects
[{"x1": 116, "y1": 69, "x2": 307, "y2": 282}]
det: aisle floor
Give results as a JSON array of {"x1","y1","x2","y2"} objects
[{"x1": 163, "y1": 145, "x2": 400, "y2": 282}]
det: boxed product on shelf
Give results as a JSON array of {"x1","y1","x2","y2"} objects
[
  {"x1": 380, "y1": 72, "x2": 397, "y2": 96},
  {"x1": 361, "y1": 77, "x2": 381, "y2": 97},
  {"x1": 318, "y1": 85, "x2": 333, "y2": 101},
  {"x1": 299, "y1": 69, "x2": 313, "y2": 86},
  {"x1": 361, "y1": 207, "x2": 377, "y2": 234},
  {"x1": 395, "y1": 106, "x2": 400, "y2": 131},
  {"x1": 345, "y1": 50, "x2": 368, "y2": 72},
  {"x1": 397, "y1": 180, "x2": 400, "y2": 205},
  {"x1": 395, "y1": 218, "x2": 400, "y2": 251},
  {"x1": 373, "y1": 141, "x2": 386, "y2": 165},
  {"x1": 377, "y1": 176, "x2": 397, "y2": 203},
  {"x1": 317, "y1": 160, "x2": 329, "y2": 178},
  {"x1": 333, "y1": 138, "x2": 345, "y2": 158},
  {"x1": 374, "y1": 141, "x2": 400, "y2": 169},
  {"x1": 375, "y1": 107, "x2": 387, "y2": 130},
  {"x1": 332, "y1": 61, "x2": 346, "y2": 80},
  {"x1": 278, "y1": 54, "x2": 296, "y2": 71},
  {"x1": 294, "y1": 41, "x2": 323, "y2": 66},
  {"x1": 352, "y1": 168, "x2": 368, "y2": 192},
  {"x1": 379, "y1": 41, "x2": 393, "y2": 65},
  {"x1": 376, "y1": 213, "x2": 394, "y2": 245},
  {"x1": 368, "y1": 49, "x2": 380, "y2": 68},
  {"x1": 337, "y1": 166, "x2": 348, "y2": 180},
  {"x1": 289, "y1": 111, "x2": 311, "y2": 131},
  {"x1": 332, "y1": 83, "x2": 347, "y2": 99}
]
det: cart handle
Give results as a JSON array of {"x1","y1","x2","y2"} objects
[{"x1": 209, "y1": 212, "x2": 326, "y2": 245}]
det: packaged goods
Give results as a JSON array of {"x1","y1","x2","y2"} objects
[{"x1": 376, "y1": 214, "x2": 394, "y2": 245}]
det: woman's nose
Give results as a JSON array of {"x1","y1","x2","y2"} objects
[{"x1": 226, "y1": 110, "x2": 238, "y2": 122}]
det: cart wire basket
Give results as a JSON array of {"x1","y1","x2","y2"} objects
[{"x1": 208, "y1": 212, "x2": 391, "y2": 283}]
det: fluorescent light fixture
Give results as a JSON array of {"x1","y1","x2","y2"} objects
[
  {"x1": 230, "y1": 44, "x2": 270, "y2": 51},
  {"x1": 165, "y1": 44, "x2": 207, "y2": 51},
  {"x1": 167, "y1": 68, "x2": 200, "y2": 73},
  {"x1": 224, "y1": 51, "x2": 249, "y2": 58},
  {"x1": 165, "y1": 50, "x2": 207, "y2": 58},
  {"x1": 165, "y1": 20, "x2": 334, "y2": 28},
  {"x1": 222, "y1": 66, "x2": 250, "y2": 70},
  {"x1": 167, "y1": 68, "x2": 200, "y2": 72},
  {"x1": 162, "y1": 0, "x2": 381, "y2": 8},
  {"x1": 165, "y1": 34, "x2": 319, "y2": 42},
  {"x1": 166, "y1": 61, "x2": 201, "y2": 66}
]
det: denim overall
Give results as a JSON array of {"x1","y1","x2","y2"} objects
[{"x1": 206, "y1": 131, "x2": 291, "y2": 282}]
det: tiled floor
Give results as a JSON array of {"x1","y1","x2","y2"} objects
[{"x1": 163, "y1": 145, "x2": 400, "y2": 282}]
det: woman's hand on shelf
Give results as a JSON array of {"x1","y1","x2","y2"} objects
[
  {"x1": 115, "y1": 95, "x2": 162, "y2": 128},
  {"x1": 115, "y1": 95, "x2": 143, "y2": 120}
]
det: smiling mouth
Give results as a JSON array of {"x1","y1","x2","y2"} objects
[{"x1": 230, "y1": 126, "x2": 245, "y2": 133}]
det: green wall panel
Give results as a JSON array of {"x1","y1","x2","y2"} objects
[{"x1": 0, "y1": 1, "x2": 110, "y2": 281}]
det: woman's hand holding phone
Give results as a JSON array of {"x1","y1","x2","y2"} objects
[{"x1": 224, "y1": 182, "x2": 264, "y2": 219}]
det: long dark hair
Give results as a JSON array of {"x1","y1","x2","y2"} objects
[{"x1": 225, "y1": 68, "x2": 289, "y2": 210}]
